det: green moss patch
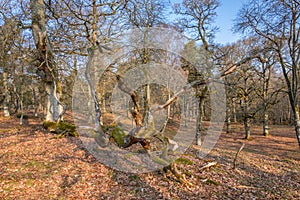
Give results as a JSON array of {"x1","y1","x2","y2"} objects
[
  {"x1": 43, "y1": 121, "x2": 78, "y2": 137},
  {"x1": 175, "y1": 157, "x2": 194, "y2": 165},
  {"x1": 103, "y1": 124, "x2": 128, "y2": 147}
]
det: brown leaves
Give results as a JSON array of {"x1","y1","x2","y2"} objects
[{"x1": 0, "y1": 116, "x2": 300, "y2": 199}]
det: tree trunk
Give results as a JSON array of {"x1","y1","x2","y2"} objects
[
  {"x1": 232, "y1": 100, "x2": 237, "y2": 123},
  {"x1": 143, "y1": 83, "x2": 151, "y2": 128},
  {"x1": 243, "y1": 93, "x2": 251, "y2": 140},
  {"x1": 196, "y1": 95, "x2": 205, "y2": 146},
  {"x1": 263, "y1": 112, "x2": 270, "y2": 136},
  {"x1": 32, "y1": 85, "x2": 38, "y2": 117},
  {"x1": 293, "y1": 106, "x2": 300, "y2": 148},
  {"x1": 226, "y1": 101, "x2": 231, "y2": 133},
  {"x1": 167, "y1": 86, "x2": 171, "y2": 120},
  {"x1": 19, "y1": 91, "x2": 24, "y2": 125},
  {"x1": 244, "y1": 117, "x2": 251, "y2": 140},
  {"x1": 44, "y1": 82, "x2": 59, "y2": 121},
  {"x1": 3, "y1": 71, "x2": 10, "y2": 117},
  {"x1": 30, "y1": 0, "x2": 60, "y2": 122},
  {"x1": 85, "y1": 49, "x2": 108, "y2": 147}
]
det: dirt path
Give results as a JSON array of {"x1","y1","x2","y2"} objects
[{"x1": 0, "y1": 115, "x2": 299, "y2": 199}]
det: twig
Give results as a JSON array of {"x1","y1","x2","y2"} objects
[{"x1": 199, "y1": 161, "x2": 218, "y2": 171}]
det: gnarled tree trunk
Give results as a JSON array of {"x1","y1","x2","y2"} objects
[
  {"x1": 44, "y1": 82, "x2": 59, "y2": 121},
  {"x1": 30, "y1": 0, "x2": 61, "y2": 122}
]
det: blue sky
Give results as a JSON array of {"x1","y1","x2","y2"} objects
[
  {"x1": 167, "y1": 0, "x2": 245, "y2": 45},
  {"x1": 214, "y1": 0, "x2": 245, "y2": 44}
]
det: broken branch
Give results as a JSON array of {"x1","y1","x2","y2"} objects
[
  {"x1": 116, "y1": 74, "x2": 143, "y2": 127},
  {"x1": 199, "y1": 161, "x2": 218, "y2": 171},
  {"x1": 233, "y1": 143, "x2": 245, "y2": 170}
]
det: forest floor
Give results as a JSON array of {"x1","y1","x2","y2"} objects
[{"x1": 0, "y1": 113, "x2": 300, "y2": 199}]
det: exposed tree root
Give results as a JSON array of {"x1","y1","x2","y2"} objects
[{"x1": 163, "y1": 162, "x2": 193, "y2": 187}]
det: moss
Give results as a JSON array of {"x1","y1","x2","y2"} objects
[
  {"x1": 152, "y1": 155, "x2": 170, "y2": 166},
  {"x1": 124, "y1": 153, "x2": 134, "y2": 159},
  {"x1": 183, "y1": 170, "x2": 193, "y2": 177},
  {"x1": 205, "y1": 179, "x2": 221, "y2": 186},
  {"x1": 175, "y1": 157, "x2": 194, "y2": 165},
  {"x1": 3, "y1": 182, "x2": 17, "y2": 192},
  {"x1": 43, "y1": 121, "x2": 57, "y2": 132},
  {"x1": 58, "y1": 121, "x2": 76, "y2": 133},
  {"x1": 109, "y1": 125, "x2": 127, "y2": 147},
  {"x1": 56, "y1": 81, "x2": 62, "y2": 94},
  {"x1": 129, "y1": 175, "x2": 139, "y2": 181},
  {"x1": 101, "y1": 124, "x2": 128, "y2": 146},
  {"x1": 43, "y1": 121, "x2": 78, "y2": 137},
  {"x1": 24, "y1": 179, "x2": 35, "y2": 187}
]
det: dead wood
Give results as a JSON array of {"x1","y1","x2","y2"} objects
[
  {"x1": 199, "y1": 161, "x2": 218, "y2": 171},
  {"x1": 233, "y1": 143, "x2": 245, "y2": 169}
]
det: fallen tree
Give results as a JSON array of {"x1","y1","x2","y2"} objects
[{"x1": 84, "y1": 45, "x2": 238, "y2": 185}]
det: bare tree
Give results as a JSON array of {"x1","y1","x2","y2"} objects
[
  {"x1": 30, "y1": 0, "x2": 62, "y2": 122},
  {"x1": 123, "y1": 0, "x2": 165, "y2": 28},
  {"x1": 251, "y1": 40, "x2": 281, "y2": 136},
  {"x1": 234, "y1": 0, "x2": 300, "y2": 147},
  {"x1": 174, "y1": 0, "x2": 220, "y2": 51},
  {"x1": 174, "y1": 0, "x2": 220, "y2": 145},
  {"x1": 0, "y1": 12, "x2": 21, "y2": 117},
  {"x1": 232, "y1": 39, "x2": 259, "y2": 139}
]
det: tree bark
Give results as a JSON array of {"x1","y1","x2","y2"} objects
[
  {"x1": 19, "y1": 91, "x2": 24, "y2": 125},
  {"x1": 244, "y1": 117, "x2": 251, "y2": 140},
  {"x1": 232, "y1": 100, "x2": 237, "y2": 123},
  {"x1": 117, "y1": 75, "x2": 143, "y2": 128},
  {"x1": 226, "y1": 103, "x2": 231, "y2": 133},
  {"x1": 243, "y1": 92, "x2": 251, "y2": 140},
  {"x1": 196, "y1": 92, "x2": 206, "y2": 146},
  {"x1": 30, "y1": 0, "x2": 60, "y2": 122},
  {"x1": 263, "y1": 111, "x2": 270, "y2": 136},
  {"x1": 44, "y1": 82, "x2": 59, "y2": 121},
  {"x1": 31, "y1": 84, "x2": 39, "y2": 117},
  {"x1": 293, "y1": 106, "x2": 300, "y2": 148},
  {"x1": 142, "y1": 67, "x2": 152, "y2": 128},
  {"x1": 3, "y1": 71, "x2": 10, "y2": 117}
]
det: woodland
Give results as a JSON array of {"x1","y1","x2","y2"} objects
[{"x1": 0, "y1": 0, "x2": 300, "y2": 199}]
